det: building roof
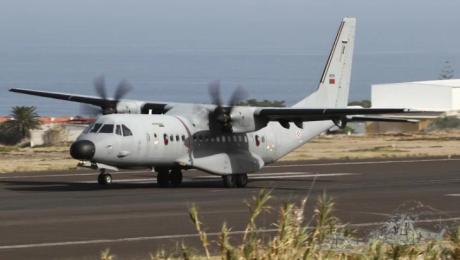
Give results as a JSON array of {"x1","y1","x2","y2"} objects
[
  {"x1": 0, "y1": 116, "x2": 13, "y2": 123},
  {"x1": 373, "y1": 79, "x2": 460, "y2": 88},
  {"x1": 0, "y1": 116, "x2": 95, "y2": 124}
]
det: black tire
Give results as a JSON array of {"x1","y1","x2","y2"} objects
[
  {"x1": 235, "y1": 174, "x2": 248, "y2": 188},
  {"x1": 170, "y1": 169, "x2": 183, "y2": 187},
  {"x1": 157, "y1": 170, "x2": 170, "y2": 187},
  {"x1": 97, "y1": 172, "x2": 112, "y2": 185},
  {"x1": 222, "y1": 175, "x2": 236, "y2": 188}
]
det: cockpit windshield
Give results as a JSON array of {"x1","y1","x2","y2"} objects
[
  {"x1": 99, "y1": 124, "x2": 114, "y2": 134},
  {"x1": 85, "y1": 122, "x2": 132, "y2": 136},
  {"x1": 89, "y1": 123, "x2": 102, "y2": 133}
]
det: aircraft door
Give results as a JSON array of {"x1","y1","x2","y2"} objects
[
  {"x1": 150, "y1": 123, "x2": 163, "y2": 161},
  {"x1": 115, "y1": 124, "x2": 135, "y2": 162}
]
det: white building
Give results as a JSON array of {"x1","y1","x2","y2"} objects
[{"x1": 372, "y1": 79, "x2": 460, "y2": 112}]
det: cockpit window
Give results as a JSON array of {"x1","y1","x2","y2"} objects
[
  {"x1": 99, "y1": 124, "x2": 114, "y2": 133},
  {"x1": 115, "y1": 125, "x2": 122, "y2": 136},
  {"x1": 122, "y1": 125, "x2": 133, "y2": 136},
  {"x1": 90, "y1": 123, "x2": 102, "y2": 133}
]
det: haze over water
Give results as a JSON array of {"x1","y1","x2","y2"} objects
[{"x1": 0, "y1": 0, "x2": 459, "y2": 116}]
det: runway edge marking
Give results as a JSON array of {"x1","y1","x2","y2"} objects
[
  {"x1": 2, "y1": 216, "x2": 460, "y2": 250},
  {"x1": 267, "y1": 158, "x2": 460, "y2": 168},
  {"x1": 1, "y1": 158, "x2": 457, "y2": 180}
]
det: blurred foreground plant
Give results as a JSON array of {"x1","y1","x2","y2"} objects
[{"x1": 101, "y1": 190, "x2": 460, "y2": 260}]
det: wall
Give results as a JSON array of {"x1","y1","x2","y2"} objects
[
  {"x1": 372, "y1": 83, "x2": 454, "y2": 111},
  {"x1": 30, "y1": 124, "x2": 87, "y2": 147}
]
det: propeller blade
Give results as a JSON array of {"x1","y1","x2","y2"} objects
[
  {"x1": 93, "y1": 75, "x2": 107, "y2": 100},
  {"x1": 114, "y1": 79, "x2": 133, "y2": 101},
  {"x1": 208, "y1": 80, "x2": 222, "y2": 107},
  {"x1": 207, "y1": 81, "x2": 249, "y2": 132},
  {"x1": 228, "y1": 85, "x2": 248, "y2": 107},
  {"x1": 79, "y1": 104, "x2": 102, "y2": 117}
]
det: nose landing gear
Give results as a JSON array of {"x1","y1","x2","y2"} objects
[{"x1": 97, "y1": 169, "x2": 112, "y2": 185}]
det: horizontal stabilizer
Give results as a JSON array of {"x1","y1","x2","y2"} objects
[{"x1": 257, "y1": 107, "x2": 410, "y2": 122}]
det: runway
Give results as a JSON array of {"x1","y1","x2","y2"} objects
[{"x1": 1, "y1": 157, "x2": 460, "y2": 259}]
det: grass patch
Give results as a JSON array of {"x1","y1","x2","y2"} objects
[
  {"x1": 349, "y1": 145, "x2": 408, "y2": 153},
  {"x1": 0, "y1": 146, "x2": 19, "y2": 153}
]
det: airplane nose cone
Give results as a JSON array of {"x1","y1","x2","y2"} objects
[{"x1": 70, "y1": 140, "x2": 95, "y2": 160}]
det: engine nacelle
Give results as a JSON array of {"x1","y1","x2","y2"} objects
[
  {"x1": 116, "y1": 100, "x2": 145, "y2": 114},
  {"x1": 230, "y1": 107, "x2": 268, "y2": 133}
]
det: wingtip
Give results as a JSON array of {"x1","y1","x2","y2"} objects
[{"x1": 343, "y1": 17, "x2": 357, "y2": 22}]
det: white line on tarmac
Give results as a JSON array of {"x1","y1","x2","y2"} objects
[
  {"x1": 2, "y1": 216, "x2": 460, "y2": 250},
  {"x1": 192, "y1": 171, "x2": 314, "y2": 178},
  {"x1": 79, "y1": 173, "x2": 356, "y2": 184},
  {"x1": 446, "y1": 194, "x2": 460, "y2": 197},
  {"x1": 0, "y1": 158, "x2": 457, "y2": 180},
  {"x1": 249, "y1": 173, "x2": 357, "y2": 179},
  {"x1": 267, "y1": 158, "x2": 460, "y2": 168}
]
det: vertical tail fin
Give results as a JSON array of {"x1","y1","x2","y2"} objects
[{"x1": 294, "y1": 17, "x2": 356, "y2": 108}]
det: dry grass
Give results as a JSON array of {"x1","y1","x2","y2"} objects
[
  {"x1": 99, "y1": 190, "x2": 460, "y2": 259},
  {"x1": 0, "y1": 144, "x2": 76, "y2": 173}
]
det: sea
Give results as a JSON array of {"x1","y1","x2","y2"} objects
[{"x1": 0, "y1": 50, "x2": 458, "y2": 116}]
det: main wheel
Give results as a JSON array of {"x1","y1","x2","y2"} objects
[
  {"x1": 157, "y1": 169, "x2": 170, "y2": 187},
  {"x1": 97, "y1": 171, "x2": 112, "y2": 185},
  {"x1": 170, "y1": 169, "x2": 183, "y2": 187},
  {"x1": 235, "y1": 174, "x2": 248, "y2": 188},
  {"x1": 222, "y1": 175, "x2": 236, "y2": 188}
]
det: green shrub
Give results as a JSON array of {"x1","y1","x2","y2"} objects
[
  {"x1": 429, "y1": 116, "x2": 460, "y2": 130},
  {"x1": 0, "y1": 121, "x2": 23, "y2": 145}
]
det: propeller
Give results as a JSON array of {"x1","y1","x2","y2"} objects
[
  {"x1": 207, "y1": 80, "x2": 247, "y2": 132},
  {"x1": 80, "y1": 76, "x2": 133, "y2": 116}
]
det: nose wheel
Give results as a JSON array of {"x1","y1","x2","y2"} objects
[{"x1": 97, "y1": 169, "x2": 112, "y2": 185}]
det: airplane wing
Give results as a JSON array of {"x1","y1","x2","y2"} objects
[
  {"x1": 9, "y1": 88, "x2": 117, "y2": 107},
  {"x1": 9, "y1": 88, "x2": 169, "y2": 114},
  {"x1": 346, "y1": 115, "x2": 418, "y2": 123},
  {"x1": 256, "y1": 108, "x2": 411, "y2": 122}
]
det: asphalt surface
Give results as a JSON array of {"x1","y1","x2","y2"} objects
[{"x1": 1, "y1": 157, "x2": 460, "y2": 259}]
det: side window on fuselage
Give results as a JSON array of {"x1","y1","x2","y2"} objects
[
  {"x1": 122, "y1": 125, "x2": 133, "y2": 136},
  {"x1": 115, "y1": 125, "x2": 122, "y2": 136}
]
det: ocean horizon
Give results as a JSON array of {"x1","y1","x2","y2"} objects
[{"x1": 1, "y1": 50, "x2": 458, "y2": 116}]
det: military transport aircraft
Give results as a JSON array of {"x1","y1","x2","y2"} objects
[{"x1": 9, "y1": 17, "x2": 413, "y2": 188}]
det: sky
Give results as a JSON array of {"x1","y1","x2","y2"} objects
[
  {"x1": 0, "y1": 0, "x2": 459, "y2": 55},
  {"x1": 0, "y1": 0, "x2": 459, "y2": 115}
]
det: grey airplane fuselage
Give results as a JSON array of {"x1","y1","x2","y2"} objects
[{"x1": 79, "y1": 113, "x2": 333, "y2": 173}]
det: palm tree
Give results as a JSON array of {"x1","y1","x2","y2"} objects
[{"x1": 8, "y1": 106, "x2": 41, "y2": 139}]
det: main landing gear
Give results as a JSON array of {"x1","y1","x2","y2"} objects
[
  {"x1": 97, "y1": 169, "x2": 112, "y2": 185},
  {"x1": 157, "y1": 168, "x2": 183, "y2": 188},
  {"x1": 222, "y1": 174, "x2": 248, "y2": 188}
]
